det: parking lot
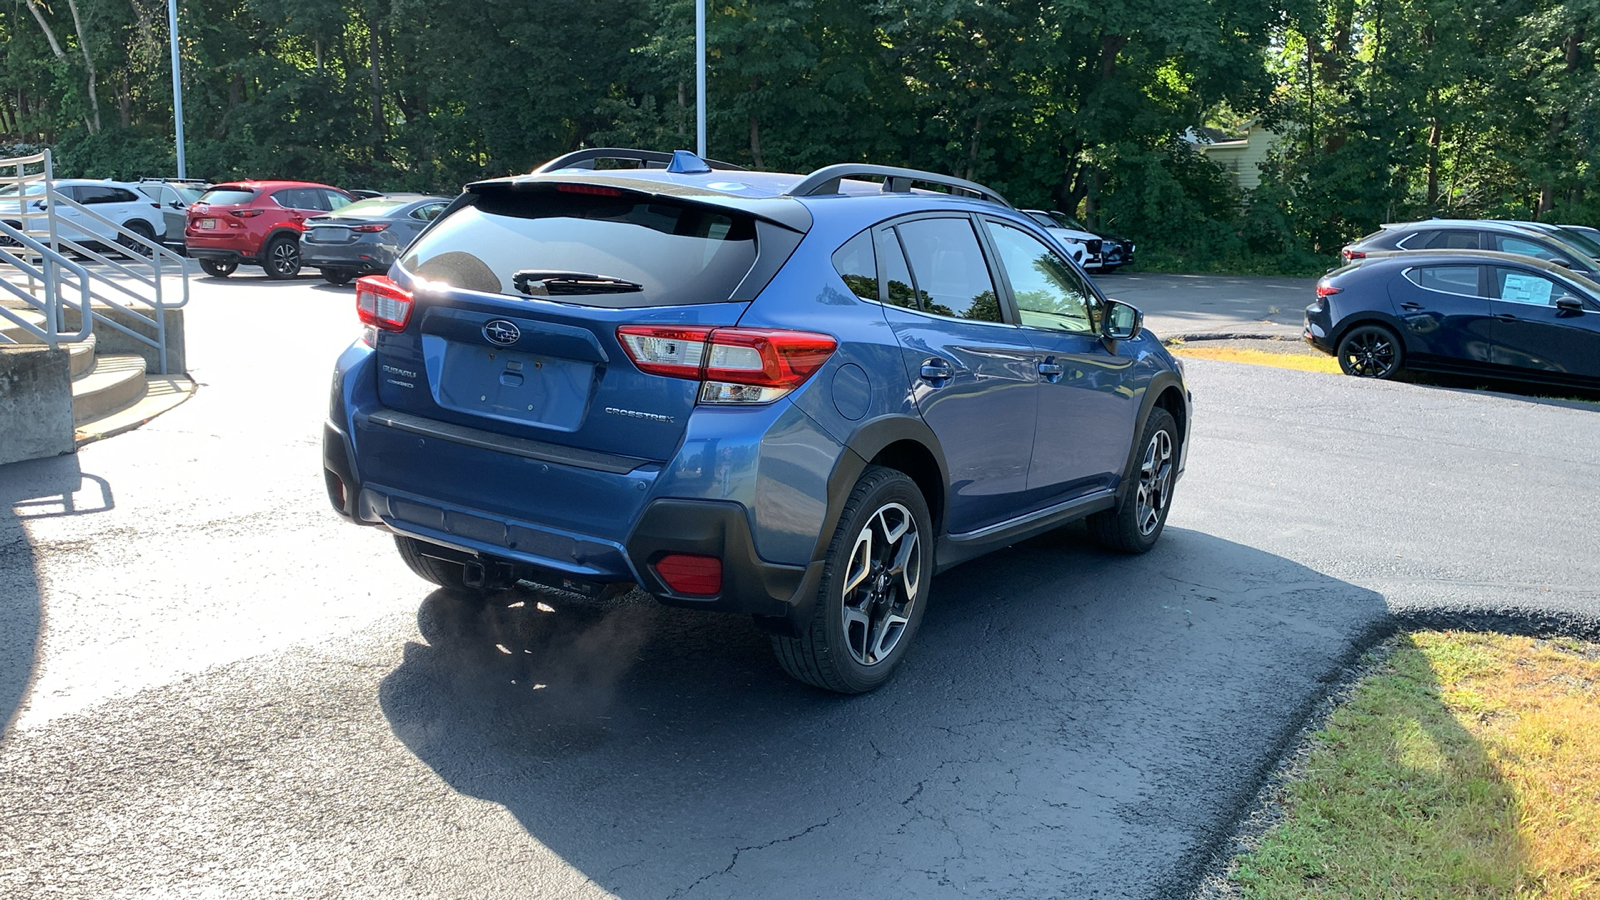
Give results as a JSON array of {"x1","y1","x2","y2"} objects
[{"x1": 3, "y1": 271, "x2": 1599, "y2": 898}]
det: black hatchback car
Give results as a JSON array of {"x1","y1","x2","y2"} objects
[
  {"x1": 1305, "y1": 250, "x2": 1600, "y2": 386},
  {"x1": 1341, "y1": 220, "x2": 1600, "y2": 278}
]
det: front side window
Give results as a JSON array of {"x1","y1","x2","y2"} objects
[
  {"x1": 1406, "y1": 265, "x2": 1482, "y2": 297},
  {"x1": 894, "y1": 217, "x2": 1001, "y2": 323},
  {"x1": 984, "y1": 220, "x2": 1098, "y2": 334},
  {"x1": 1494, "y1": 234, "x2": 1564, "y2": 263},
  {"x1": 1492, "y1": 267, "x2": 1561, "y2": 306},
  {"x1": 323, "y1": 189, "x2": 353, "y2": 210},
  {"x1": 831, "y1": 230, "x2": 877, "y2": 302}
]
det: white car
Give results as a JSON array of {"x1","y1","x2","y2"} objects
[
  {"x1": 1023, "y1": 209, "x2": 1101, "y2": 269},
  {"x1": 0, "y1": 178, "x2": 166, "y2": 255}
]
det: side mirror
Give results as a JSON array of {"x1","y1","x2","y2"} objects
[
  {"x1": 170, "y1": 201, "x2": 185, "y2": 209},
  {"x1": 31, "y1": 199, "x2": 46, "y2": 210},
  {"x1": 1102, "y1": 299, "x2": 1143, "y2": 341},
  {"x1": 1550, "y1": 258, "x2": 1573, "y2": 269},
  {"x1": 1555, "y1": 295, "x2": 1584, "y2": 313}
]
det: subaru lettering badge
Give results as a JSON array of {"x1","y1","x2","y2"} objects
[{"x1": 483, "y1": 319, "x2": 520, "y2": 346}]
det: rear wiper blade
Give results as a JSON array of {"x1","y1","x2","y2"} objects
[{"x1": 513, "y1": 270, "x2": 643, "y2": 296}]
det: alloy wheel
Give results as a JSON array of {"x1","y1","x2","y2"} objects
[
  {"x1": 839, "y1": 501, "x2": 922, "y2": 667},
  {"x1": 1343, "y1": 330, "x2": 1397, "y2": 377},
  {"x1": 270, "y1": 240, "x2": 300, "y2": 275},
  {"x1": 1135, "y1": 429, "x2": 1174, "y2": 537}
]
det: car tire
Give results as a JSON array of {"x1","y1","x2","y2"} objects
[
  {"x1": 263, "y1": 235, "x2": 302, "y2": 280},
  {"x1": 394, "y1": 535, "x2": 493, "y2": 595},
  {"x1": 771, "y1": 465, "x2": 932, "y2": 694},
  {"x1": 117, "y1": 221, "x2": 157, "y2": 258},
  {"x1": 1336, "y1": 324, "x2": 1404, "y2": 379},
  {"x1": 198, "y1": 258, "x2": 237, "y2": 278},
  {"x1": 322, "y1": 268, "x2": 355, "y2": 286},
  {"x1": 1087, "y1": 408, "x2": 1178, "y2": 554}
]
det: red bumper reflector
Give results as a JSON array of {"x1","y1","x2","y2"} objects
[{"x1": 654, "y1": 553, "x2": 722, "y2": 596}]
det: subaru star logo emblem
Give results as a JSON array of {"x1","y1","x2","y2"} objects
[{"x1": 483, "y1": 319, "x2": 520, "y2": 346}]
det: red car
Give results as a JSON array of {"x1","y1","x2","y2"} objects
[{"x1": 186, "y1": 180, "x2": 356, "y2": 279}]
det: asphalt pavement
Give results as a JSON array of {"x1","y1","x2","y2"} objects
[
  {"x1": 1095, "y1": 271, "x2": 1316, "y2": 340},
  {"x1": 2, "y1": 272, "x2": 1596, "y2": 898}
]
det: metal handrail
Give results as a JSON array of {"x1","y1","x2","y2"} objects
[
  {"x1": 0, "y1": 222, "x2": 92, "y2": 345},
  {"x1": 783, "y1": 164, "x2": 1013, "y2": 208}
]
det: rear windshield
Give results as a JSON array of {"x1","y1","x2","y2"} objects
[
  {"x1": 398, "y1": 186, "x2": 758, "y2": 308},
  {"x1": 329, "y1": 197, "x2": 409, "y2": 218},
  {"x1": 198, "y1": 188, "x2": 259, "y2": 206}
]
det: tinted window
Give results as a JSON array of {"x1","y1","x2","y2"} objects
[
  {"x1": 1424, "y1": 230, "x2": 1480, "y2": 250},
  {"x1": 985, "y1": 220, "x2": 1097, "y2": 333},
  {"x1": 79, "y1": 186, "x2": 136, "y2": 204},
  {"x1": 273, "y1": 188, "x2": 320, "y2": 210},
  {"x1": 894, "y1": 217, "x2": 1001, "y2": 323},
  {"x1": 875, "y1": 228, "x2": 919, "y2": 310},
  {"x1": 1553, "y1": 227, "x2": 1600, "y2": 258},
  {"x1": 1394, "y1": 230, "x2": 1437, "y2": 250},
  {"x1": 1492, "y1": 267, "x2": 1561, "y2": 306},
  {"x1": 398, "y1": 187, "x2": 758, "y2": 308},
  {"x1": 1494, "y1": 234, "x2": 1563, "y2": 262},
  {"x1": 831, "y1": 230, "x2": 877, "y2": 302},
  {"x1": 198, "y1": 188, "x2": 257, "y2": 206},
  {"x1": 1406, "y1": 266, "x2": 1481, "y2": 296}
]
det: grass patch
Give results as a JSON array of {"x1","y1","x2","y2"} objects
[
  {"x1": 1229, "y1": 631, "x2": 1600, "y2": 898},
  {"x1": 1169, "y1": 345, "x2": 1342, "y2": 374}
]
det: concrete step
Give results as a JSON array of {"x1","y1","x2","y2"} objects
[
  {"x1": 67, "y1": 333, "x2": 96, "y2": 377},
  {"x1": 74, "y1": 371, "x2": 196, "y2": 446},
  {"x1": 71, "y1": 353, "x2": 147, "y2": 424}
]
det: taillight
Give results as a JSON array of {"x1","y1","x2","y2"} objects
[
  {"x1": 229, "y1": 208, "x2": 263, "y2": 218},
  {"x1": 1342, "y1": 248, "x2": 1365, "y2": 261},
  {"x1": 351, "y1": 223, "x2": 388, "y2": 233},
  {"x1": 616, "y1": 326, "x2": 837, "y2": 404},
  {"x1": 1316, "y1": 281, "x2": 1343, "y2": 298},
  {"x1": 356, "y1": 275, "x2": 413, "y2": 334},
  {"x1": 653, "y1": 553, "x2": 722, "y2": 595}
]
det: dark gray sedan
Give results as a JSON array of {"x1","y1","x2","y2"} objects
[{"x1": 302, "y1": 193, "x2": 451, "y2": 285}]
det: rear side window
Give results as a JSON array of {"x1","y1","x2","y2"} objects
[
  {"x1": 78, "y1": 186, "x2": 137, "y2": 204},
  {"x1": 1423, "y1": 230, "x2": 1479, "y2": 250},
  {"x1": 399, "y1": 186, "x2": 759, "y2": 308},
  {"x1": 411, "y1": 202, "x2": 448, "y2": 221},
  {"x1": 831, "y1": 230, "x2": 877, "y2": 302},
  {"x1": 199, "y1": 188, "x2": 258, "y2": 206},
  {"x1": 894, "y1": 217, "x2": 1001, "y2": 323},
  {"x1": 1406, "y1": 265, "x2": 1481, "y2": 296}
]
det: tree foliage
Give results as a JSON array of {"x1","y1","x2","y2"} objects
[{"x1": 1, "y1": 0, "x2": 1595, "y2": 268}]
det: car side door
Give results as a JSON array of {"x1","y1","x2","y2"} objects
[
  {"x1": 1483, "y1": 266, "x2": 1600, "y2": 379},
  {"x1": 1389, "y1": 264, "x2": 1495, "y2": 365},
  {"x1": 874, "y1": 215, "x2": 1041, "y2": 535},
  {"x1": 979, "y1": 216, "x2": 1137, "y2": 500}
]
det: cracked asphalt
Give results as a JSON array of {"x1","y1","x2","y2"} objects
[{"x1": 2, "y1": 274, "x2": 1597, "y2": 898}]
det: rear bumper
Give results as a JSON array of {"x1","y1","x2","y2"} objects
[
  {"x1": 1304, "y1": 304, "x2": 1335, "y2": 353},
  {"x1": 303, "y1": 243, "x2": 395, "y2": 273},
  {"x1": 186, "y1": 247, "x2": 258, "y2": 265}
]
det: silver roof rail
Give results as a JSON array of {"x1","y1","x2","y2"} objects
[
  {"x1": 783, "y1": 164, "x2": 1013, "y2": 208},
  {"x1": 533, "y1": 148, "x2": 746, "y2": 174}
]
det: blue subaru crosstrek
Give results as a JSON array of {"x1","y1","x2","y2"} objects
[{"x1": 324, "y1": 148, "x2": 1191, "y2": 693}]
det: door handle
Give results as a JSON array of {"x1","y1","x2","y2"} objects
[
  {"x1": 1400, "y1": 302, "x2": 1424, "y2": 311},
  {"x1": 1494, "y1": 313, "x2": 1518, "y2": 322},
  {"x1": 919, "y1": 359, "x2": 954, "y2": 384},
  {"x1": 1037, "y1": 361, "x2": 1064, "y2": 383}
]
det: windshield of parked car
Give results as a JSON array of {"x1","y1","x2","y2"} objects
[
  {"x1": 1047, "y1": 212, "x2": 1090, "y2": 232},
  {"x1": 0, "y1": 183, "x2": 47, "y2": 197},
  {"x1": 197, "y1": 187, "x2": 259, "y2": 205},
  {"x1": 1552, "y1": 227, "x2": 1600, "y2": 259}
]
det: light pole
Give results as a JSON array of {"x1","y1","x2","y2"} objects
[
  {"x1": 695, "y1": 0, "x2": 706, "y2": 158},
  {"x1": 167, "y1": 0, "x2": 187, "y2": 178}
]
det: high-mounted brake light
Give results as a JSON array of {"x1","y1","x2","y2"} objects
[
  {"x1": 616, "y1": 325, "x2": 838, "y2": 404},
  {"x1": 556, "y1": 184, "x2": 626, "y2": 197},
  {"x1": 1316, "y1": 281, "x2": 1342, "y2": 298},
  {"x1": 356, "y1": 275, "x2": 413, "y2": 335}
]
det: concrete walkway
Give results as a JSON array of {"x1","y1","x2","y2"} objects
[{"x1": 1095, "y1": 271, "x2": 1319, "y2": 340}]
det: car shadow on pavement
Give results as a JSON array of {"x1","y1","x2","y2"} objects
[
  {"x1": 0, "y1": 455, "x2": 113, "y2": 740},
  {"x1": 378, "y1": 524, "x2": 1391, "y2": 898}
]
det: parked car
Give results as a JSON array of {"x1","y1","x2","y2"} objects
[
  {"x1": 1502, "y1": 220, "x2": 1600, "y2": 260},
  {"x1": 322, "y1": 148, "x2": 1191, "y2": 693},
  {"x1": 185, "y1": 180, "x2": 356, "y2": 279},
  {"x1": 1304, "y1": 249, "x2": 1600, "y2": 386},
  {"x1": 301, "y1": 193, "x2": 451, "y2": 285},
  {"x1": 1022, "y1": 209, "x2": 1095, "y2": 266},
  {"x1": 135, "y1": 178, "x2": 210, "y2": 251},
  {"x1": 1563, "y1": 224, "x2": 1600, "y2": 245},
  {"x1": 0, "y1": 178, "x2": 166, "y2": 255},
  {"x1": 1340, "y1": 220, "x2": 1600, "y2": 276}
]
